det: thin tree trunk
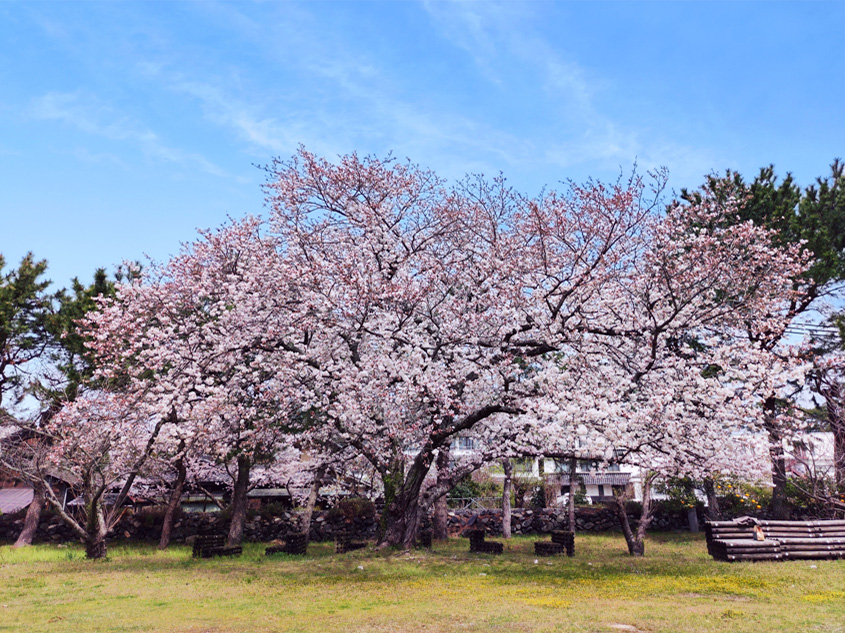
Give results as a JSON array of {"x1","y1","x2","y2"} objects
[
  {"x1": 432, "y1": 448, "x2": 450, "y2": 540},
  {"x1": 687, "y1": 507, "x2": 699, "y2": 533},
  {"x1": 703, "y1": 478, "x2": 722, "y2": 521},
  {"x1": 301, "y1": 465, "x2": 326, "y2": 542},
  {"x1": 764, "y1": 398, "x2": 791, "y2": 519},
  {"x1": 568, "y1": 455, "x2": 577, "y2": 533},
  {"x1": 227, "y1": 455, "x2": 251, "y2": 547},
  {"x1": 614, "y1": 472, "x2": 656, "y2": 556},
  {"x1": 501, "y1": 458, "x2": 512, "y2": 539},
  {"x1": 823, "y1": 385, "x2": 845, "y2": 486},
  {"x1": 13, "y1": 486, "x2": 44, "y2": 548},
  {"x1": 158, "y1": 454, "x2": 187, "y2": 550}
]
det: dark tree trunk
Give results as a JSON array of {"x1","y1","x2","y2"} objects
[
  {"x1": 764, "y1": 397, "x2": 791, "y2": 520},
  {"x1": 432, "y1": 448, "x2": 450, "y2": 540},
  {"x1": 568, "y1": 456, "x2": 577, "y2": 533},
  {"x1": 83, "y1": 492, "x2": 111, "y2": 560},
  {"x1": 501, "y1": 458, "x2": 512, "y2": 539},
  {"x1": 834, "y1": 423, "x2": 845, "y2": 488},
  {"x1": 227, "y1": 455, "x2": 251, "y2": 547},
  {"x1": 380, "y1": 453, "x2": 431, "y2": 548},
  {"x1": 158, "y1": 455, "x2": 187, "y2": 550},
  {"x1": 13, "y1": 486, "x2": 44, "y2": 548},
  {"x1": 823, "y1": 385, "x2": 845, "y2": 486},
  {"x1": 614, "y1": 473, "x2": 656, "y2": 557},
  {"x1": 703, "y1": 478, "x2": 722, "y2": 521},
  {"x1": 85, "y1": 534, "x2": 108, "y2": 560},
  {"x1": 301, "y1": 465, "x2": 326, "y2": 542}
]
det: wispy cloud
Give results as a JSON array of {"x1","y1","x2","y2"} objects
[
  {"x1": 420, "y1": 1, "x2": 715, "y2": 182},
  {"x1": 30, "y1": 91, "x2": 228, "y2": 176}
]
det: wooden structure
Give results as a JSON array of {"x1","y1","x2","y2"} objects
[
  {"x1": 466, "y1": 528, "x2": 504, "y2": 554},
  {"x1": 335, "y1": 526, "x2": 367, "y2": 554},
  {"x1": 265, "y1": 532, "x2": 308, "y2": 556},
  {"x1": 534, "y1": 530, "x2": 575, "y2": 557},
  {"x1": 705, "y1": 517, "x2": 845, "y2": 562},
  {"x1": 191, "y1": 534, "x2": 242, "y2": 558}
]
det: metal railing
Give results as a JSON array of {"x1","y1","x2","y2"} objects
[{"x1": 447, "y1": 497, "x2": 502, "y2": 510}]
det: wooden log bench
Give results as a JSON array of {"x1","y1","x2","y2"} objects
[
  {"x1": 705, "y1": 517, "x2": 845, "y2": 562},
  {"x1": 192, "y1": 534, "x2": 243, "y2": 559},
  {"x1": 335, "y1": 527, "x2": 367, "y2": 554},
  {"x1": 466, "y1": 528, "x2": 504, "y2": 554},
  {"x1": 534, "y1": 541, "x2": 565, "y2": 556},
  {"x1": 534, "y1": 530, "x2": 575, "y2": 557},
  {"x1": 265, "y1": 532, "x2": 308, "y2": 556}
]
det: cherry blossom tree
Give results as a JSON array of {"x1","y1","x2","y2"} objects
[
  {"x1": 261, "y1": 149, "x2": 802, "y2": 548},
  {"x1": 257, "y1": 150, "x2": 684, "y2": 547},
  {"x1": 0, "y1": 391, "x2": 171, "y2": 559},
  {"x1": 85, "y1": 218, "x2": 304, "y2": 547},
  {"x1": 42, "y1": 147, "x2": 807, "y2": 556}
]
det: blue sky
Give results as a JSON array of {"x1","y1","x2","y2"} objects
[{"x1": 2, "y1": 1, "x2": 844, "y2": 289}]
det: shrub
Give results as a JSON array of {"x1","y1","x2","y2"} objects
[
  {"x1": 326, "y1": 497, "x2": 375, "y2": 522},
  {"x1": 259, "y1": 502, "x2": 290, "y2": 521}
]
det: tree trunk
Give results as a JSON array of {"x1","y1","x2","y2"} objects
[
  {"x1": 85, "y1": 533, "x2": 108, "y2": 559},
  {"x1": 501, "y1": 458, "x2": 512, "y2": 539},
  {"x1": 301, "y1": 465, "x2": 326, "y2": 542},
  {"x1": 703, "y1": 478, "x2": 722, "y2": 521},
  {"x1": 614, "y1": 472, "x2": 656, "y2": 556},
  {"x1": 823, "y1": 385, "x2": 845, "y2": 486},
  {"x1": 84, "y1": 498, "x2": 109, "y2": 560},
  {"x1": 158, "y1": 455, "x2": 187, "y2": 550},
  {"x1": 13, "y1": 486, "x2": 44, "y2": 548},
  {"x1": 382, "y1": 489, "x2": 423, "y2": 548},
  {"x1": 834, "y1": 422, "x2": 845, "y2": 488},
  {"x1": 687, "y1": 507, "x2": 699, "y2": 533},
  {"x1": 568, "y1": 456, "x2": 577, "y2": 533},
  {"x1": 432, "y1": 448, "x2": 450, "y2": 540},
  {"x1": 227, "y1": 455, "x2": 251, "y2": 547},
  {"x1": 380, "y1": 454, "x2": 431, "y2": 548},
  {"x1": 764, "y1": 399, "x2": 791, "y2": 520}
]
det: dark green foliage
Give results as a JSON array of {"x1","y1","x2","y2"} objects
[
  {"x1": 655, "y1": 477, "x2": 699, "y2": 513},
  {"x1": 258, "y1": 502, "x2": 291, "y2": 521},
  {"x1": 529, "y1": 484, "x2": 546, "y2": 509},
  {"x1": 0, "y1": 253, "x2": 53, "y2": 408},
  {"x1": 0, "y1": 254, "x2": 119, "y2": 412},
  {"x1": 681, "y1": 160, "x2": 845, "y2": 299},
  {"x1": 327, "y1": 497, "x2": 375, "y2": 522},
  {"x1": 448, "y1": 474, "x2": 502, "y2": 500},
  {"x1": 39, "y1": 269, "x2": 116, "y2": 406}
]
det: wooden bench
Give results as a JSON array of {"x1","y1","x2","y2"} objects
[
  {"x1": 335, "y1": 527, "x2": 367, "y2": 554},
  {"x1": 705, "y1": 517, "x2": 845, "y2": 562},
  {"x1": 534, "y1": 530, "x2": 575, "y2": 557},
  {"x1": 265, "y1": 532, "x2": 308, "y2": 556},
  {"x1": 466, "y1": 528, "x2": 504, "y2": 554},
  {"x1": 192, "y1": 534, "x2": 243, "y2": 558}
]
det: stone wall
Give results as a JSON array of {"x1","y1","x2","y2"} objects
[
  {"x1": 0, "y1": 504, "x2": 694, "y2": 546},
  {"x1": 444, "y1": 506, "x2": 692, "y2": 537}
]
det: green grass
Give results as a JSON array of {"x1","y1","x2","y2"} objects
[{"x1": 1, "y1": 533, "x2": 843, "y2": 632}]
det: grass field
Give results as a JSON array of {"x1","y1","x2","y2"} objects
[{"x1": 1, "y1": 533, "x2": 843, "y2": 633}]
